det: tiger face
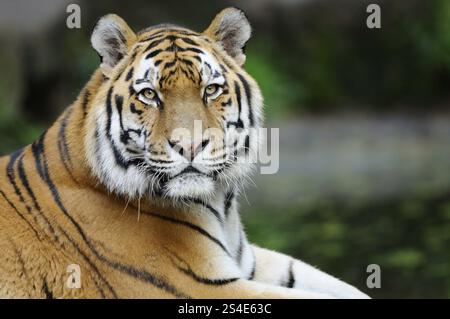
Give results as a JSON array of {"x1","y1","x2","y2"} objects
[{"x1": 86, "y1": 8, "x2": 263, "y2": 201}]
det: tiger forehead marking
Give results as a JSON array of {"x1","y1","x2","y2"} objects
[
  {"x1": 137, "y1": 30, "x2": 219, "y2": 87},
  {"x1": 129, "y1": 29, "x2": 228, "y2": 103}
]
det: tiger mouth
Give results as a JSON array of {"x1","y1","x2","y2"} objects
[
  {"x1": 145, "y1": 163, "x2": 228, "y2": 191},
  {"x1": 172, "y1": 166, "x2": 206, "y2": 179}
]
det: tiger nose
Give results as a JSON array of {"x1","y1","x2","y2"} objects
[{"x1": 168, "y1": 138, "x2": 210, "y2": 161}]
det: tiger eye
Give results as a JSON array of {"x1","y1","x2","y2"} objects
[
  {"x1": 205, "y1": 84, "x2": 219, "y2": 95},
  {"x1": 142, "y1": 88, "x2": 156, "y2": 100}
]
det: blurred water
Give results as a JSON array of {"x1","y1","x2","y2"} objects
[{"x1": 244, "y1": 113, "x2": 450, "y2": 208}]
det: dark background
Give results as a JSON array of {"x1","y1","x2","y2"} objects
[{"x1": 0, "y1": 0, "x2": 449, "y2": 298}]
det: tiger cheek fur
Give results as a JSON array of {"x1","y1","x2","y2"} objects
[{"x1": 0, "y1": 8, "x2": 369, "y2": 299}]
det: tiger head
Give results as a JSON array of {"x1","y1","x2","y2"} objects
[{"x1": 85, "y1": 8, "x2": 263, "y2": 202}]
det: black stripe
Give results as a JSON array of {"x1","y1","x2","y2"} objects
[
  {"x1": 232, "y1": 140, "x2": 238, "y2": 162},
  {"x1": 31, "y1": 135, "x2": 70, "y2": 226},
  {"x1": 149, "y1": 158, "x2": 173, "y2": 164},
  {"x1": 224, "y1": 192, "x2": 234, "y2": 218},
  {"x1": 58, "y1": 109, "x2": 73, "y2": 165},
  {"x1": 128, "y1": 84, "x2": 135, "y2": 97},
  {"x1": 6, "y1": 149, "x2": 33, "y2": 214},
  {"x1": 9, "y1": 239, "x2": 29, "y2": 280},
  {"x1": 178, "y1": 266, "x2": 239, "y2": 285},
  {"x1": 192, "y1": 55, "x2": 202, "y2": 63},
  {"x1": 140, "y1": 30, "x2": 200, "y2": 44},
  {"x1": 81, "y1": 89, "x2": 91, "y2": 118},
  {"x1": 145, "y1": 49, "x2": 163, "y2": 60},
  {"x1": 113, "y1": 65, "x2": 127, "y2": 82},
  {"x1": 168, "y1": 250, "x2": 239, "y2": 285},
  {"x1": 115, "y1": 95, "x2": 127, "y2": 138},
  {"x1": 236, "y1": 230, "x2": 244, "y2": 266},
  {"x1": 179, "y1": 37, "x2": 198, "y2": 46},
  {"x1": 57, "y1": 108, "x2": 77, "y2": 181},
  {"x1": 42, "y1": 280, "x2": 54, "y2": 299},
  {"x1": 226, "y1": 81, "x2": 245, "y2": 129},
  {"x1": 114, "y1": 94, "x2": 146, "y2": 160},
  {"x1": 248, "y1": 249, "x2": 256, "y2": 280},
  {"x1": 237, "y1": 73, "x2": 254, "y2": 127},
  {"x1": 125, "y1": 67, "x2": 134, "y2": 81},
  {"x1": 180, "y1": 58, "x2": 193, "y2": 66},
  {"x1": 286, "y1": 260, "x2": 296, "y2": 288},
  {"x1": 130, "y1": 103, "x2": 143, "y2": 115},
  {"x1": 171, "y1": 30, "x2": 200, "y2": 37},
  {"x1": 220, "y1": 63, "x2": 228, "y2": 74},
  {"x1": 0, "y1": 189, "x2": 40, "y2": 239},
  {"x1": 144, "y1": 38, "x2": 166, "y2": 52},
  {"x1": 129, "y1": 50, "x2": 138, "y2": 62},
  {"x1": 189, "y1": 197, "x2": 223, "y2": 223},
  {"x1": 163, "y1": 59, "x2": 177, "y2": 69},
  {"x1": 105, "y1": 88, "x2": 133, "y2": 169},
  {"x1": 17, "y1": 155, "x2": 57, "y2": 235},
  {"x1": 244, "y1": 135, "x2": 250, "y2": 156},
  {"x1": 183, "y1": 47, "x2": 204, "y2": 54},
  {"x1": 234, "y1": 81, "x2": 243, "y2": 125},
  {"x1": 221, "y1": 98, "x2": 232, "y2": 107},
  {"x1": 146, "y1": 211, "x2": 231, "y2": 257},
  {"x1": 204, "y1": 61, "x2": 212, "y2": 75},
  {"x1": 139, "y1": 32, "x2": 166, "y2": 43},
  {"x1": 97, "y1": 257, "x2": 189, "y2": 298},
  {"x1": 180, "y1": 68, "x2": 193, "y2": 82},
  {"x1": 165, "y1": 34, "x2": 177, "y2": 42},
  {"x1": 226, "y1": 119, "x2": 244, "y2": 129}
]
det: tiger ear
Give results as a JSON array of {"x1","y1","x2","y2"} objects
[
  {"x1": 91, "y1": 14, "x2": 137, "y2": 76},
  {"x1": 203, "y1": 7, "x2": 252, "y2": 66}
]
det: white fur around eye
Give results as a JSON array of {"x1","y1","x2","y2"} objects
[
  {"x1": 138, "y1": 88, "x2": 159, "y2": 107},
  {"x1": 203, "y1": 84, "x2": 223, "y2": 100}
]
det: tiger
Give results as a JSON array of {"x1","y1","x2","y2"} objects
[{"x1": 0, "y1": 8, "x2": 369, "y2": 298}]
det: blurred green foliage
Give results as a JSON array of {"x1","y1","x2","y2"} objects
[
  {"x1": 244, "y1": 190, "x2": 450, "y2": 298},
  {"x1": 247, "y1": 0, "x2": 450, "y2": 113},
  {"x1": 0, "y1": 119, "x2": 43, "y2": 154}
]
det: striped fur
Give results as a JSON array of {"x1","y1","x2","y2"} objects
[{"x1": 0, "y1": 8, "x2": 368, "y2": 298}]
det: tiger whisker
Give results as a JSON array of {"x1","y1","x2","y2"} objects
[
  {"x1": 121, "y1": 196, "x2": 131, "y2": 216},
  {"x1": 137, "y1": 196, "x2": 141, "y2": 222}
]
